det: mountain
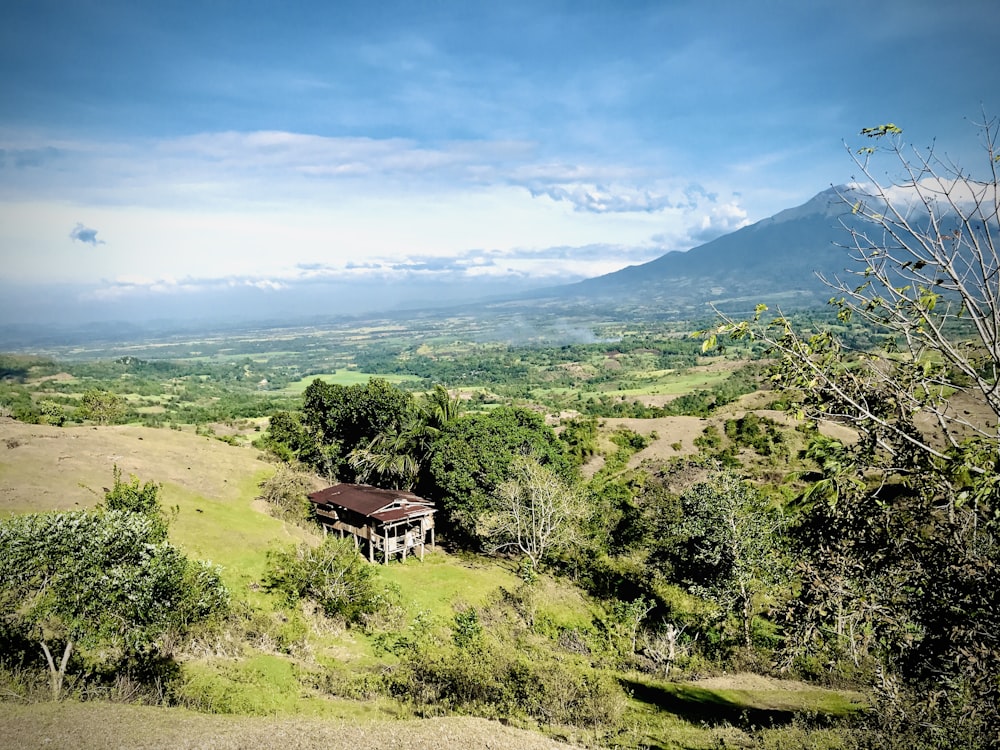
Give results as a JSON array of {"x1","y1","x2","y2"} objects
[{"x1": 532, "y1": 186, "x2": 862, "y2": 319}]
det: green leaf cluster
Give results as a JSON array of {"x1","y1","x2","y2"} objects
[{"x1": 264, "y1": 537, "x2": 387, "y2": 624}]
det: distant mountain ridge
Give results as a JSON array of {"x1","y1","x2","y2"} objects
[{"x1": 530, "y1": 186, "x2": 863, "y2": 318}]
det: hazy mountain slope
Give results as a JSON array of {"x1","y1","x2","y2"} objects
[{"x1": 540, "y1": 186, "x2": 860, "y2": 317}]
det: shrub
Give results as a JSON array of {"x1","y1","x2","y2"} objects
[
  {"x1": 0, "y1": 506, "x2": 228, "y2": 700},
  {"x1": 256, "y1": 466, "x2": 315, "y2": 524},
  {"x1": 693, "y1": 425, "x2": 722, "y2": 451},
  {"x1": 393, "y1": 639, "x2": 627, "y2": 732},
  {"x1": 264, "y1": 537, "x2": 385, "y2": 625},
  {"x1": 452, "y1": 607, "x2": 483, "y2": 649}
]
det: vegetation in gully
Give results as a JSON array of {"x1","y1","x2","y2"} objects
[{"x1": 2, "y1": 123, "x2": 999, "y2": 749}]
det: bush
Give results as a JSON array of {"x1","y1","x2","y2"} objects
[
  {"x1": 693, "y1": 425, "x2": 722, "y2": 451},
  {"x1": 264, "y1": 537, "x2": 386, "y2": 625},
  {"x1": 392, "y1": 639, "x2": 627, "y2": 732},
  {"x1": 724, "y1": 413, "x2": 787, "y2": 457},
  {"x1": 256, "y1": 466, "x2": 315, "y2": 524},
  {"x1": 0, "y1": 505, "x2": 228, "y2": 700}
]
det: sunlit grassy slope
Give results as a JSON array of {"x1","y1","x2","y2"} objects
[{"x1": 282, "y1": 369, "x2": 421, "y2": 394}]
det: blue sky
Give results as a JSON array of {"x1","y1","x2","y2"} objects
[{"x1": 1, "y1": 0, "x2": 997, "y2": 321}]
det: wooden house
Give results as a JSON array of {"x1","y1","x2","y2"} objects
[{"x1": 307, "y1": 483, "x2": 436, "y2": 564}]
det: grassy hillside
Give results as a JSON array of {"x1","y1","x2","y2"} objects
[
  {"x1": 0, "y1": 419, "x2": 272, "y2": 515},
  {"x1": 1, "y1": 417, "x2": 867, "y2": 749}
]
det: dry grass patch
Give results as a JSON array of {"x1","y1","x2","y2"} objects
[
  {"x1": 599, "y1": 416, "x2": 719, "y2": 465},
  {"x1": 0, "y1": 419, "x2": 271, "y2": 515}
]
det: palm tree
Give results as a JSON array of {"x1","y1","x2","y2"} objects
[
  {"x1": 348, "y1": 426, "x2": 422, "y2": 490},
  {"x1": 348, "y1": 385, "x2": 462, "y2": 490}
]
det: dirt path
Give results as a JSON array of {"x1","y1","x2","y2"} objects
[{"x1": 0, "y1": 702, "x2": 573, "y2": 750}]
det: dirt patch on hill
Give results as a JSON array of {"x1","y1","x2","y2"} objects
[
  {"x1": 691, "y1": 357, "x2": 752, "y2": 374},
  {"x1": 0, "y1": 419, "x2": 272, "y2": 515},
  {"x1": 691, "y1": 673, "x2": 817, "y2": 692},
  {"x1": 588, "y1": 409, "x2": 857, "y2": 476},
  {"x1": 0, "y1": 702, "x2": 573, "y2": 750},
  {"x1": 599, "y1": 415, "x2": 719, "y2": 467},
  {"x1": 26, "y1": 371, "x2": 76, "y2": 384},
  {"x1": 630, "y1": 393, "x2": 682, "y2": 408}
]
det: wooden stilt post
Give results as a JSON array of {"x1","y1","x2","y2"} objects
[{"x1": 383, "y1": 527, "x2": 389, "y2": 565}]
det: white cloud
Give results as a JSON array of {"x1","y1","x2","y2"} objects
[
  {"x1": 526, "y1": 183, "x2": 677, "y2": 213},
  {"x1": 866, "y1": 178, "x2": 999, "y2": 217},
  {"x1": 691, "y1": 201, "x2": 751, "y2": 240},
  {"x1": 0, "y1": 128, "x2": 774, "y2": 287}
]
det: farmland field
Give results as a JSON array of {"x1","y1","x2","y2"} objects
[{"x1": 283, "y1": 369, "x2": 422, "y2": 393}]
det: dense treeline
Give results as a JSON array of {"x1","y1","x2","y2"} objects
[{"x1": 352, "y1": 335, "x2": 705, "y2": 386}]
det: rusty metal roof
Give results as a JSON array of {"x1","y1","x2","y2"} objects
[
  {"x1": 308, "y1": 483, "x2": 434, "y2": 520},
  {"x1": 372, "y1": 506, "x2": 434, "y2": 523}
]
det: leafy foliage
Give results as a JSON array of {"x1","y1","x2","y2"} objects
[
  {"x1": 300, "y1": 377, "x2": 416, "y2": 480},
  {"x1": 558, "y1": 416, "x2": 599, "y2": 466},
  {"x1": 708, "y1": 117, "x2": 1000, "y2": 742},
  {"x1": 79, "y1": 388, "x2": 127, "y2": 424},
  {"x1": 103, "y1": 464, "x2": 169, "y2": 539},
  {"x1": 0, "y1": 508, "x2": 228, "y2": 699},
  {"x1": 427, "y1": 406, "x2": 572, "y2": 543},
  {"x1": 264, "y1": 537, "x2": 386, "y2": 624},
  {"x1": 724, "y1": 413, "x2": 787, "y2": 457},
  {"x1": 670, "y1": 472, "x2": 787, "y2": 649},
  {"x1": 256, "y1": 410, "x2": 324, "y2": 466}
]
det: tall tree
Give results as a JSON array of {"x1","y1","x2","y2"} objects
[
  {"x1": 299, "y1": 377, "x2": 415, "y2": 481},
  {"x1": 347, "y1": 385, "x2": 461, "y2": 490},
  {"x1": 708, "y1": 117, "x2": 1000, "y2": 742},
  {"x1": 672, "y1": 472, "x2": 786, "y2": 649},
  {"x1": 479, "y1": 455, "x2": 585, "y2": 570},
  {"x1": 428, "y1": 406, "x2": 572, "y2": 543}
]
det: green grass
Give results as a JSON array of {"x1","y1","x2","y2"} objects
[
  {"x1": 656, "y1": 681, "x2": 865, "y2": 717},
  {"x1": 176, "y1": 654, "x2": 309, "y2": 715},
  {"x1": 283, "y1": 370, "x2": 422, "y2": 394},
  {"x1": 376, "y1": 552, "x2": 524, "y2": 620},
  {"x1": 165, "y1": 470, "x2": 316, "y2": 600},
  {"x1": 620, "y1": 674, "x2": 866, "y2": 749},
  {"x1": 174, "y1": 652, "x2": 408, "y2": 720}
]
